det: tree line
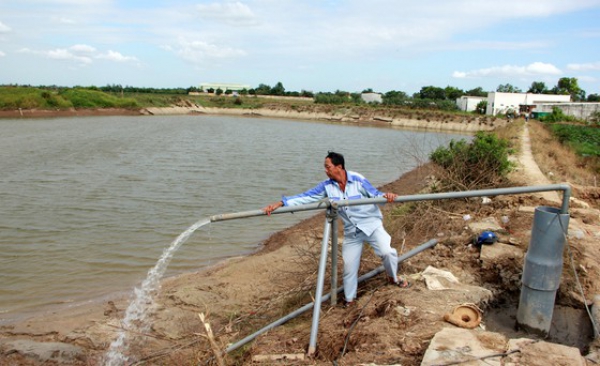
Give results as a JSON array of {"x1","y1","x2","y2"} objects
[{"x1": 5, "y1": 76, "x2": 598, "y2": 111}]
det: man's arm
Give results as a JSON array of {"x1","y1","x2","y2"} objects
[
  {"x1": 262, "y1": 181, "x2": 329, "y2": 215},
  {"x1": 263, "y1": 200, "x2": 284, "y2": 215}
]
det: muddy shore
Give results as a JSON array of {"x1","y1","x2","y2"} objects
[{"x1": 0, "y1": 105, "x2": 506, "y2": 134}]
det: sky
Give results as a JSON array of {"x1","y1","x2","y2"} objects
[{"x1": 1, "y1": 0, "x2": 600, "y2": 96}]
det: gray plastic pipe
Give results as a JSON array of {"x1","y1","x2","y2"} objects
[
  {"x1": 517, "y1": 206, "x2": 570, "y2": 335},
  {"x1": 225, "y1": 238, "x2": 438, "y2": 354}
]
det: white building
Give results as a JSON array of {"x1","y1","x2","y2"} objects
[
  {"x1": 361, "y1": 92, "x2": 383, "y2": 104},
  {"x1": 199, "y1": 83, "x2": 251, "y2": 92},
  {"x1": 486, "y1": 92, "x2": 571, "y2": 116},
  {"x1": 456, "y1": 96, "x2": 487, "y2": 112}
]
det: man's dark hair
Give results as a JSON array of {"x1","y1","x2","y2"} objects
[{"x1": 326, "y1": 151, "x2": 345, "y2": 169}]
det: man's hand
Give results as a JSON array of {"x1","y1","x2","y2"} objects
[
  {"x1": 383, "y1": 192, "x2": 397, "y2": 203},
  {"x1": 262, "y1": 201, "x2": 283, "y2": 215}
]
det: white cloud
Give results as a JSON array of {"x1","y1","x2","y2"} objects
[
  {"x1": 567, "y1": 61, "x2": 600, "y2": 71},
  {"x1": 17, "y1": 45, "x2": 137, "y2": 65},
  {"x1": 96, "y1": 50, "x2": 138, "y2": 62},
  {"x1": 70, "y1": 44, "x2": 96, "y2": 53},
  {"x1": 46, "y1": 48, "x2": 93, "y2": 64},
  {"x1": 0, "y1": 51, "x2": 5, "y2": 57},
  {"x1": 453, "y1": 62, "x2": 562, "y2": 79},
  {"x1": 196, "y1": 1, "x2": 259, "y2": 26},
  {"x1": 174, "y1": 39, "x2": 246, "y2": 64},
  {"x1": 18, "y1": 47, "x2": 93, "y2": 64},
  {"x1": 0, "y1": 21, "x2": 11, "y2": 33},
  {"x1": 56, "y1": 17, "x2": 77, "y2": 25}
]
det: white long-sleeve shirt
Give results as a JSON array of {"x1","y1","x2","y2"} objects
[{"x1": 282, "y1": 170, "x2": 385, "y2": 236}]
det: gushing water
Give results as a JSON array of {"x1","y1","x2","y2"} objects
[{"x1": 104, "y1": 218, "x2": 211, "y2": 365}]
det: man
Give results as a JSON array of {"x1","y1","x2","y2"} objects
[{"x1": 263, "y1": 151, "x2": 409, "y2": 307}]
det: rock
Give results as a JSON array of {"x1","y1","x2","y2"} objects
[
  {"x1": 480, "y1": 242, "x2": 523, "y2": 266},
  {"x1": 421, "y1": 328, "x2": 586, "y2": 366},
  {"x1": 505, "y1": 338, "x2": 586, "y2": 366},
  {"x1": 0, "y1": 339, "x2": 86, "y2": 364}
]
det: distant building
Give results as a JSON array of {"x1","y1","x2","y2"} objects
[
  {"x1": 486, "y1": 92, "x2": 570, "y2": 116},
  {"x1": 199, "y1": 83, "x2": 251, "y2": 92},
  {"x1": 456, "y1": 96, "x2": 487, "y2": 112},
  {"x1": 533, "y1": 102, "x2": 600, "y2": 121},
  {"x1": 361, "y1": 92, "x2": 383, "y2": 104}
]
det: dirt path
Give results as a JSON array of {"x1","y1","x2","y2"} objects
[{"x1": 515, "y1": 123, "x2": 561, "y2": 203}]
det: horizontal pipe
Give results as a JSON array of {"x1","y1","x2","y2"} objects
[
  {"x1": 210, "y1": 200, "x2": 331, "y2": 223},
  {"x1": 211, "y1": 185, "x2": 570, "y2": 224},
  {"x1": 225, "y1": 238, "x2": 438, "y2": 354},
  {"x1": 332, "y1": 184, "x2": 571, "y2": 214}
]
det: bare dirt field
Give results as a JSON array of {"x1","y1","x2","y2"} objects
[{"x1": 1, "y1": 118, "x2": 599, "y2": 366}]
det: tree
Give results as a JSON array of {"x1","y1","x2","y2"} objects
[
  {"x1": 496, "y1": 83, "x2": 522, "y2": 93},
  {"x1": 383, "y1": 90, "x2": 408, "y2": 105},
  {"x1": 444, "y1": 86, "x2": 464, "y2": 100},
  {"x1": 300, "y1": 90, "x2": 314, "y2": 98},
  {"x1": 465, "y1": 87, "x2": 488, "y2": 97},
  {"x1": 254, "y1": 83, "x2": 271, "y2": 95},
  {"x1": 476, "y1": 100, "x2": 488, "y2": 114},
  {"x1": 527, "y1": 81, "x2": 548, "y2": 94},
  {"x1": 552, "y1": 77, "x2": 585, "y2": 101},
  {"x1": 587, "y1": 93, "x2": 600, "y2": 102},
  {"x1": 270, "y1": 82, "x2": 285, "y2": 96},
  {"x1": 419, "y1": 85, "x2": 446, "y2": 100}
]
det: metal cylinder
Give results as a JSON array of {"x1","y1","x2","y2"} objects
[{"x1": 517, "y1": 206, "x2": 570, "y2": 335}]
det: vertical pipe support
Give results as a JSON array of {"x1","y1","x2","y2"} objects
[
  {"x1": 307, "y1": 211, "x2": 333, "y2": 356},
  {"x1": 329, "y1": 207, "x2": 339, "y2": 306},
  {"x1": 517, "y1": 206, "x2": 570, "y2": 335}
]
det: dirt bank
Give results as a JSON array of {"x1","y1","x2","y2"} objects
[
  {"x1": 1, "y1": 103, "x2": 507, "y2": 133},
  {"x1": 0, "y1": 108, "x2": 143, "y2": 119}
]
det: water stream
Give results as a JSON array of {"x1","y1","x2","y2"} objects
[{"x1": 104, "y1": 217, "x2": 211, "y2": 365}]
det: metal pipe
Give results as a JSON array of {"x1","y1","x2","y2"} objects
[
  {"x1": 330, "y1": 208, "x2": 339, "y2": 306},
  {"x1": 224, "y1": 238, "x2": 438, "y2": 354},
  {"x1": 358, "y1": 238, "x2": 439, "y2": 282},
  {"x1": 209, "y1": 200, "x2": 331, "y2": 223},
  {"x1": 331, "y1": 184, "x2": 571, "y2": 214},
  {"x1": 210, "y1": 185, "x2": 570, "y2": 224},
  {"x1": 308, "y1": 214, "x2": 333, "y2": 355}
]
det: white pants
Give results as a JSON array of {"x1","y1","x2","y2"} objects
[{"x1": 342, "y1": 226, "x2": 399, "y2": 302}]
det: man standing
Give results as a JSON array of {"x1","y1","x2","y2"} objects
[{"x1": 263, "y1": 151, "x2": 409, "y2": 307}]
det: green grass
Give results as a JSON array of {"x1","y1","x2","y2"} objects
[
  {"x1": 0, "y1": 86, "x2": 71, "y2": 109},
  {"x1": 550, "y1": 123, "x2": 600, "y2": 157},
  {"x1": 0, "y1": 86, "x2": 139, "y2": 110},
  {"x1": 60, "y1": 88, "x2": 138, "y2": 108},
  {"x1": 0, "y1": 85, "x2": 319, "y2": 111}
]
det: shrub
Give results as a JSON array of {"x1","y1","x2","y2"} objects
[
  {"x1": 59, "y1": 88, "x2": 138, "y2": 108},
  {"x1": 430, "y1": 132, "x2": 513, "y2": 190},
  {"x1": 540, "y1": 106, "x2": 576, "y2": 123},
  {"x1": 550, "y1": 123, "x2": 600, "y2": 157}
]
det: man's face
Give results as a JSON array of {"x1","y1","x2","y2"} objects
[{"x1": 324, "y1": 158, "x2": 343, "y2": 180}]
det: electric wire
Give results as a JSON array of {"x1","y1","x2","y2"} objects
[{"x1": 558, "y1": 215, "x2": 600, "y2": 339}]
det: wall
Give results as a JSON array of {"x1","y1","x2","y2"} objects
[
  {"x1": 486, "y1": 92, "x2": 571, "y2": 115},
  {"x1": 535, "y1": 103, "x2": 600, "y2": 120},
  {"x1": 456, "y1": 96, "x2": 486, "y2": 112}
]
